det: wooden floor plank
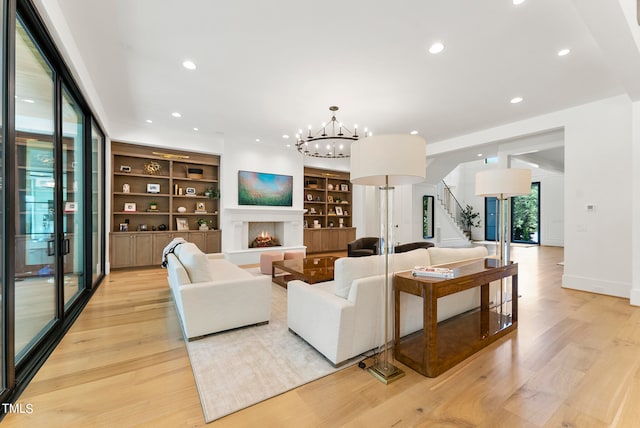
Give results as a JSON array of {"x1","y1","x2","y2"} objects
[{"x1": 3, "y1": 246, "x2": 640, "y2": 427}]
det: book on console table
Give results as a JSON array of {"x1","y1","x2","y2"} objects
[{"x1": 411, "y1": 266, "x2": 459, "y2": 279}]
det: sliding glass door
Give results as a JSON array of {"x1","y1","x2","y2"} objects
[
  {"x1": 14, "y1": 18, "x2": 57, "y2": 360},
  {"x1": 1, "y1": 1, "x2": 106, "y2": 406},
  {"x1": 61, "y1": 87, "x2": 84, "y2": 309}
]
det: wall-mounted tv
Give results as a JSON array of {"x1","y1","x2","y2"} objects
[{"x1": 238, "y1": 170, "x2": 293, "y2": 207}]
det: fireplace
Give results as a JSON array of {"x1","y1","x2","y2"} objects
[
  {"x1": 223, "y1": 207, "x2": 306, "y2": 265},
  {"x1": 248, "y1": 222, "x2": 283, "y2": 248}
]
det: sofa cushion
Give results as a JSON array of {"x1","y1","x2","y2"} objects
[
  {"x1": 174, "y1": 242, "x2": 213, "y2": 283},
  {"x1": 392, "y1": 248, "x2": 430, "y2": 271},
  {"x1": 428, "y1": 246, "x2": 488, "y2": 266},
  {"x1": 334, "y1": 255, "x2": 384, "y2": 299}
]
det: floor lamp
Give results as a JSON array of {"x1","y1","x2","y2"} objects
[
  {"x1": 475, "y1": 168, "x2": 531, "y2": 313},
  {"x1": 350, "y1": 134, "x2": 426, "y2": 384}
]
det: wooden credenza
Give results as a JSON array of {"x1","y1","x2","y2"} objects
[{"x1": 393, "y1": 258, "x2": 518, "y2": 377}]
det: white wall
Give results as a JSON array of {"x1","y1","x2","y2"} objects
[
  {"x1": 429, "y1": 95, "x2": 634, "y2": 300},
  {"x1": 220, "y1": 141, "x2": 304, "y2": 252},
  {"x1": 629, "y1": 100, "x2": 640, "y2": 306}
]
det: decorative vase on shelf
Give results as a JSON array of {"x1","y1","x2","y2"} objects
[
  {"x1": 177, "y1": 206, "x2": 186, "y2": 213},
  {"x1": 199, "y1": 224, "x2": 208, "y2": 231},
  {"x1": 327, "y1": 183, "x2": 334, "y2": 190}
]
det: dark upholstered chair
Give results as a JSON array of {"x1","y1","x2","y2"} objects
[
  {"x1": 347, "y1": 237, "x2": 380, "y2": 257},
  {"x1": 394, "y1": 241, "x2": 435, "y2": 254}
]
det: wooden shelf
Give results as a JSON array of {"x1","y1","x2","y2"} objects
[
  {"x1": 303, "y1": 167, "x2": 355, "y2": 253},
  {"x1": 111, "y1": 141, "x2": 222, "y2": 268}
]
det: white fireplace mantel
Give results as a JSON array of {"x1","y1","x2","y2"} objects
[
  {"x1": 225, "y1": 207, "x2": 306, "y2": 217},
  {"x1": 223, "y1": 207, "x2": 306, "y2": 264}
]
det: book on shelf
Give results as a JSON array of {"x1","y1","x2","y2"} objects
[{"x1": 411, "y1": 266, "x2": 459, "y2": 279}]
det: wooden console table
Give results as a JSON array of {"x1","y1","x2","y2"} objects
[{"x1": 393, "y1": 258, "x2": 518, "y2": 377}]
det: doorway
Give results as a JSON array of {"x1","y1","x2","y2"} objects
[{"x1": 484, "y1": 182, "x2": 540, "y2": 244}]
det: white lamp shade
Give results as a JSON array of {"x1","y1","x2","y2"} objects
[
  {"x1": 475, "y1": 168, "x2": 532, "y2": 198},
  {"x1": 350, "y1": 134, "x2": 426, "y2": 186}
]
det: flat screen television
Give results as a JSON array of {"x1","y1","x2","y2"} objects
[{"x1": 238, "y1": 170, "x2": 293, "y2": 207}]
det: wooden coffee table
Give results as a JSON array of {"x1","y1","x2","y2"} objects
[{"x1": 271, "y1": 256, "x2": 339, "y2": 288}]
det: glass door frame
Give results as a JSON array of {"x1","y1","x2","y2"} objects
[{"x1": 1, "y1": 0, "x2": 106, "y2": 407}]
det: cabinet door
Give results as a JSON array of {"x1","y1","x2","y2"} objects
[
  {"x1": 205, "y1": 231, "x2": 221, "y2": 254},
  {"x1": 152, "y1": 232, "x2": 174, "y2": 265},
  {"x1": 310, "y1": 230, "x2": 323, "y2": 253},
  {"x1": 111, "y1": 233, "x2": 134, "y2": 268},
  {"x1": 188, "y1": 232, "x2": 206, "y2": 252},
  {"x1": 337, "y1": 229, "x2": 350, "y2": 251},
  {"x1": 324, "y1": 229, "x2": 339, "y2": 252},
  {"x1": 133, "y1": 234, "x2": 154, "y2": 267}
]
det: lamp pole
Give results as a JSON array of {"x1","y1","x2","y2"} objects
[{"x1": 368, "y1": 175, "x2": 405, "y2": 383}]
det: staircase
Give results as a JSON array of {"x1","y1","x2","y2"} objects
[{"x1": 435, "y1": 181, "x2": 472, "y2": 242}]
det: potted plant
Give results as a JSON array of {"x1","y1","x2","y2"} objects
[
  {"x1": 204, "y1": 187, "x2": 220, "y2": 199},
  {"x1": 197, "y1": 218, "x2": 209, "y2": 231},
  {"x1": 149, "y1": 201, "x2": 158, "y2": 211},
  {"x1": 460, "y1": 204, "x2": 481, "y2": 238}
]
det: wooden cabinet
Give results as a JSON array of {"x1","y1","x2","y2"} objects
[
  {"x1": 110, "y1": 232, "x2": 153, "y2": 268},
  {"x1": 303, "y1": 167, "x2": 356, "y2": 253},
  {"x1": 111, "y1": 230, "x2": 222, "y2": 269},
  {"x1": 110, "y1": 142, "x2": 221, "y2": 268},
  {"x1": 303, "y1": 222, "x2": 355, "y2": 253}
]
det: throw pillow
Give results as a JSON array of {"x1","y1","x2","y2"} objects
[{"x1": 174, "y1": 242, "x2": 213, "y2": 283}]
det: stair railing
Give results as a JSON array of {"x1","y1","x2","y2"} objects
[{"x1": 436, "y1": 181, "x2": 467, "y2": 234}]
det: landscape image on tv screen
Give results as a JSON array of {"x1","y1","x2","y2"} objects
[{"x1": 238, "y1": 170, "x2": 293, "y2": 206}]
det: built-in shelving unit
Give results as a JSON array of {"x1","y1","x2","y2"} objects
[
  {"x1": 303, "y1": 167, "x2": 356, "y2": 253},
  {"x1": 110, "y1": 141, "x2": 221, "y2": 268}
]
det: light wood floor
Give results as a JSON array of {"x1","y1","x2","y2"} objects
[{"x1": 4, "y1": 246, "x2": 640, "y2": 427}]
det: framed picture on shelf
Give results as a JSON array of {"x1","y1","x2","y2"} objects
[
  {"x1": 306, "y1": 194, "x2": 313, "y2": 201},
  {"x1": 327, "y1": 195, "x2": 334, "y2": 203},
  {"x1": 185, "y1": 187, "x2": 197, "y2": 196},
  {"x1": 340, "y1": 183, "x2": 349, "y2": 191},
  {"x1": 124, "y1": 202, "x2": 137, "y2": 212},
  {"x1": 176, "y1": 217, "x2": 189, "y2": 231},
  {"x1": 195, "y1": 202, "x2": 206, "y2": 212},
  {"x1": 147, "y1": 183, "x2": 160, "y2": 193},
  {"x1": 335, "y1": 206, "x2": 343, "y2": 216},
  {"x1": 120, "y1": 165, "x2": 131, "y2": 173},
  {"x1": 119, "y1": 223, "x2": 128, "y2": 232},
  {"x1": 64, "y1": 201, "x2": 77, "y2": 212}
]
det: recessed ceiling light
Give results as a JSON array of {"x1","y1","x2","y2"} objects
[
  {"x1": 193, "y1": 127, "x2": 199, "y2": 131},
  {"x1": 146, "y1": 119, "x2": 153, "y2": 123},
  {"x1": 182, "y1": 60, "x2": 197, "y2": 70},
  {"x1": 510, "y1": 97, "x2": 523, "y2": 104},
  {"x1": 428, "y1": 42, "x2": 445, "y2": 54},
  {"x1": 255, "y1": 138, "x2": 261, "y2": 142},
  {"x1": 477, "y1": 153, "x2": 483, "y2": 157},
  {"x1": 282, "y1": 134, "x2": 290, "y2": 139},
  {"x1": 557, "y1": 48, "x2": 571, "y2": 57},
  {"x1": 171, "y1": 112, "x2": 182, "y2": 118},
  {"x1": 286, "y1": 144, "x2": 291, "y2": 148},
  {"x1": 23, "y1": 99, "x2": 35, "y2": 103},
  {"x1": 513, "y1": 0, "x2": 525, "y2": 5},
  {"x1": 410, "y1": 130, "x2": 419, "y2": 135}
]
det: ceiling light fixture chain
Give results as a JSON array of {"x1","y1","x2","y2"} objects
[{"x1": 295, "y1": 105, "x2": 367, "y2": 158}]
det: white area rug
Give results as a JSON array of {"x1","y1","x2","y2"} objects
[{"x1": 185, "y1": 279, "x2": 357, "y2": 423}]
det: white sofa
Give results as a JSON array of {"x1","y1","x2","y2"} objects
[
  {"x1": 166, "y1": 242, "x2": 271, "y2": 340},
  {"x1": 287, "y1": 246, "x2": 489, "y2": 366}
]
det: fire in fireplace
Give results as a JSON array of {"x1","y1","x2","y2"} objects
[{"x1": 249, "y1": 231, "x2": 281, "y2": 248}]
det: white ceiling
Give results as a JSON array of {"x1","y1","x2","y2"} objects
[{"x1": 33, "y1": 0, "x2": 639, "y2": 156}]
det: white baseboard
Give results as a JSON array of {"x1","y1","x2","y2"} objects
[
  {"x1": 562, "y1": 274, "x2": 630, "y2": 299},
  {"x1": 631, "y1": 288, "x2": 640, "y2": 307}
]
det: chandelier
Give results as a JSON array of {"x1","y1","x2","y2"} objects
[{"x1": 295, "y1": 106, "x2": 366, "y2": 158}]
